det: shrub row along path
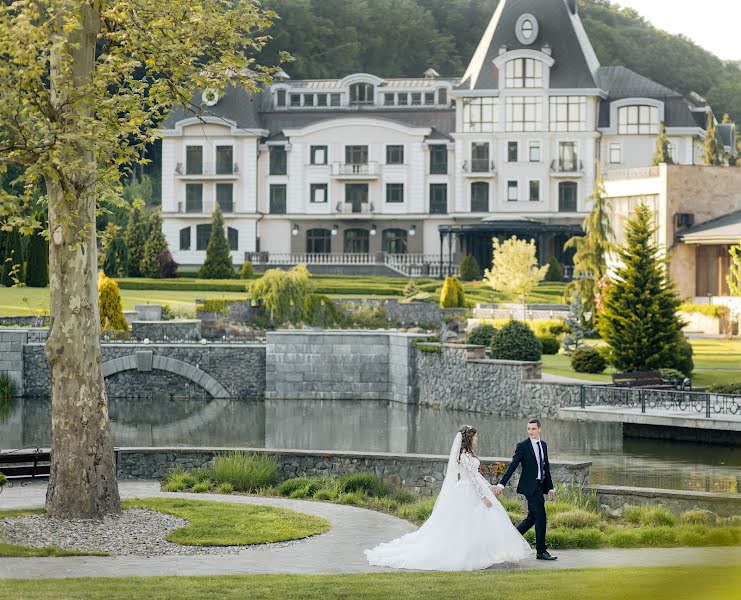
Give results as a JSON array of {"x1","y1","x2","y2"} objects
[{"x1": 0, "y1": 481, "x2": 738, "y2": 579}]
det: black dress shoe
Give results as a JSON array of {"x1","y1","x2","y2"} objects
[{"x1": 536, "y1": 551, "x2": 557, "y2": 560}]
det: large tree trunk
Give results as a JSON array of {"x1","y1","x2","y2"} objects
[{"x1": 44, "y1": 1, "x2": 120, "y2": 519}]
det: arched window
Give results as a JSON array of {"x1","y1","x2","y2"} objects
[
  {"x1": 618, "y1": 105, "x2": 659, "y2": 134},
  {"x1": 558, "y1": 182, "x2": 578, "y2": 212},
  {"x1": 350, "y1": 83, "x2": 374, "y2": 105},
  {"x1": 344, "y1": 228, "x2": 370, "y2": 254},
  {"x1": 471, "y1": 182, "x2": 489, "y2": 212},
  {"x1": 505, "y1": 58, "x2": 543, "y2": 88},
  {"x1": 307, "y1": 228, "x2": 332, "y2": 254},
  {"x1": 382, "y1": 229, "x2": 408, "y2": 254}
]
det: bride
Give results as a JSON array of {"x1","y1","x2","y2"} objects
[{"x1": 365, "y1": 425, "x2": 532, "y2": 571}]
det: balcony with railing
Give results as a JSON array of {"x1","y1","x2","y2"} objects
[
  {"x1": 331, "y1": 162, "x2": 380, "y2": 179},
  {"x1": 550, "y1": 159, "x2": 584, "y2": 177},
  {"x1": 334, "y1": 201, "x2": 374, "y2": 214},
  {"x1": 463, "y1": 159, "x2": 496, "y2": 178},
  {"x1": 175, "y1": 162, "x2": 239, "y2": 179},
  {"x1": 169, "y1": 200, "x2": 235, "y2": 215}
]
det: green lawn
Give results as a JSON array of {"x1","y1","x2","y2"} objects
[{"x1": 0, "y1": 566, "x2": 737, "y2": 600}]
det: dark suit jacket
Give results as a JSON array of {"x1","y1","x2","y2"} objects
[{"x1": 499, "y1": 438, "x2": 554, "y2": 496}]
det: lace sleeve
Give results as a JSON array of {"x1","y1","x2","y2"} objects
[{"x1": 459, "y1": 454, "x2": 488, "y2": 500}]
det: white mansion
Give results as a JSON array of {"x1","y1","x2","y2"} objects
[{"x1": 160, "y1": 0, "x2": 735, "y2": 276}]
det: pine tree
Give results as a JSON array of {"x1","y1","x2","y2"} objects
[
  {"x1": 597, "y1": 204, "x2": 685, "y2": 372},
  {"x1": 564, "y1": 163, "x2": 614, "y2": 319},
  {"x1": 562, "y1": 292, "x2": 596, "y2": 354},
  {"x1": 1, "y1": 228, "x2": 24, "y2": 286},
  {"x1": 141, "y1": 211, "x2": 168, "y2": 278},
  {"x1": 102, "y1": 236, "x2": 129, "y2": 278},
  {"x1": 25, "y1": 214, "x2": 49, "y2": 288},
  {"x1": 704, "y1": 114, "x2": 721, "y2": 165},
  {"x1": 459, "y1": 254, "x2": 480, "y2": 281},
  {"x1": 200, "y1": 204, "x2": 234, "y2": 279},
  {"x1": 651, "y1": 122, "x2": 674, "y2": 166},
  {"x1": 124, "y1": 204, "x2": 147, "y2": 277}
]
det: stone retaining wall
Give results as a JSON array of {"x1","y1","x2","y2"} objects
[
  {"x1": 590, "y1": 485, "x2": 741, "y2": 517},
  {"x1": 115, "y1": 446, "x2": 592, "y2": 496},
  {"x1": 130, "y1": 320, "x2": 201, "y2": 342},
  {"x1": 335, "y1": 299, "x2": 467, "y2": 327}
]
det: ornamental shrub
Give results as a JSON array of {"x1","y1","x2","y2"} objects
[
  {"x1": 571, "y1": 347, "x2": 606, "y2": 374},
  {"x1": 490, "y1": 320, "x2": 542, "y2": 362}
]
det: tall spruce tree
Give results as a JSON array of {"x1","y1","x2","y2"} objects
[
  {"x1": 651, "y1": 122, "x2": 674, "y2": 166},
  {"x1": 102, "y1": 236, "x2": 129, "y2": 278},
  {"x1": 141, "y1": 211, "x2": 168, "y2": 278},
  {"x1": 124, "y1": 204, "x2": 147, "y2": 277},
  {"x1": 564, "y1": 164, "x2": 614, "y2": 319},
  {"x1": 1, "y1": 228, "x2": 24, "y2": 286},
  {"x1": 704, "y1": 114, "x2": 722, "y2": 165},
  {"x1": 25, "y1": 214, "x2": 49, "y2": 288},
  {"x1": 597, "y1": 204, "x2": 685, "y2": 372},
  {"x1": 200, "y1": 204, "x2": 234, "y2": 279}
]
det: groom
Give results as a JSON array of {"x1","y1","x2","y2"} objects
[{"x1": 493, "y1": 418, "x2": 557, "y2": 561}]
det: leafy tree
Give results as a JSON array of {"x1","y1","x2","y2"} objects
[
  {"x1": 483, "y1": 236, "x2": 547, "y2": 316},
  {"x1": 249, "y1": 264, "x2": 313, "y2": 324},
  {"x1": 704, "y1": 114, "x2": 722, "y2": 165},
  {"x1": 102, "y1": 236, "x2": 129, "y2": 279},
  {"x1": 141, "y1": 212, "x2": 168, "y2": 278},
  {"x1": 0, "y1": 0, "x2": 280, "y2": 518},
  {"x1": 98, "y1": 272, "x2": 128, "y2": 332},
  {"x1": 124, "y1": 204, "x2": 148, "y2": 278},
  {"x1": 565, "y1": 164, "x2": 613, "y2": 319},
  {"x1": 200, "y1": 205, "x2": 234, "y2": 279},
  {"x1": 25, "y1": 214, "x2": 49, "y2": 288},
  {"x1": 459, "y1": 254, "x2": 480, "y2": 281},
  {"x1": 597, "y1": 204, "x2": 686, "y2": 373},
  {"x1": 651, "y1": 122, "x2": 674, "y2": 166}
]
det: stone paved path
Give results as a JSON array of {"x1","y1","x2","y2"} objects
[{"x1": 1, "y1": 480, "x2": 739, "y2": 579}]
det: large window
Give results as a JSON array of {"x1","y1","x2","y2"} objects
[
  {"x1": 386, "y1": 145, "x2": 404, "y2": 165},
  {"x1": 350, "y1": 83, "x2": 374, "y2": 105},
  {"x1": 462, "y1": 97, "x2": 498, "y2": 133},
  {"x1": 470, "y1": 182, "x2": 489, "y2": 212},
  {"x1": 216, "y1": 183, "x2": 233, "y2": 213},
  {"x1": 429, "y1": 184, "x2": 448, "y2": 214},
  {"x1": 508, "y1": 141, "x2": 519, "y2": 162},
  {"x1": 529, "y1": 180, "x2": 540, "y2": 202},
  {"x1": 344, "y1": 228, "x2": 370, "y2": 254},
  {"x1": 227, "y1": 227, "x2": 238, "y2": 252},
  {"x1": 386, "y1": 183, "x2": 404, "y2": 203},
  {"x1": 506, "y1": 97, "x2": 542, "y2": 132},
  {"x1": 185, "y1": 183, "x2": 203, "y2": 213},
  {"x1": 196, "y1": 224, "x2": 211, "y2": 251},
  {"x1": 504, "y1": 58, "x2": 543, "y2": 88},
  {"x1": 471, "y1": 143, "x2": 490, "y2": 172},
  {"x1": 507, "y1": 181, "x2": 519, "y2": 202},
  {"x1": 307, "y1": 228, "x2": 332, "y2": 254},
  {"x1": 382, "y1": 229, "x2": 408, "y2": 254},
  {"x1": 429, "y1": 145, "x2": 448, "y2": 174},
  {"x1": 179, "y1": 227, "x2": 191, "y2": 251},
  {"x1": 558, "y1": 182, "x2": 578, "y2": 212},
  {"x1": 345, "y1": 145, "x2": 368, "y2": 165},
  {"x1": 310, "y1": 183, "x2": 327, "y2": 204},
  {"x1": 618, "y1": 105, "x2": 659, "y2": 134},
  {"x1": 310, "y1": 145, "x2": 328, "y2": 165},
  {"x1": 558, "y1": 142, "x2": 578, "y2": 171},
  {"x1": 215, "y1": 145, "x2": 234, "y2": 174},
  {"x1": 269, "y1": 145, "x2": 287, "y2": 175},
  {"x1": 185, "y1": 146, "x2": 203, "y2": 175},
  {"x1": 549, "y1": 96, "x2": 587, "y2": 132},
  {"x1": 269, "y1": 184, "x2": 287, "y2": 214}
]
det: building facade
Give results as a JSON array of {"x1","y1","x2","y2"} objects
[{"x1": 160, "y1": 0, "x2": 731, "y2": 276}]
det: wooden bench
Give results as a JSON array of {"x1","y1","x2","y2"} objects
[
  {"x1": 611, "y1": 370, "x2": 677, "y2": 389},
  {"x1": 0, "y1": 447, "x2": 51, "y2": 486}
]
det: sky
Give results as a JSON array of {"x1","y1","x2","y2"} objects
[{"x1": 614, "y1": 0, "x2": 741, "y2": 61}]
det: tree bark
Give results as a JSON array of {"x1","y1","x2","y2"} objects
[{"x1": 44, "y1": 1, "x2": 120, "y2": 519}]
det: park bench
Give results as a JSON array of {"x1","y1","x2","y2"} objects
[
  {"x1": 0, "y1": 447, "x2": 51, "y2": 486},
  {"x1": 611, "y1": 370, "x2": 682, "y2": 390}
]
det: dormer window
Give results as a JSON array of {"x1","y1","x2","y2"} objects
[
  {"x1": 618, "y1": 105, "x2": 659, "y2": 134},
  {"x1": 350, "y1": 83, "x2": 374, "y2": 105},
  {"x1": 505, "y1": 58, "x2": 543, "y2": 88},
  {"x1": 515, "y1": 14, "x2": 539, "y2": 46}
]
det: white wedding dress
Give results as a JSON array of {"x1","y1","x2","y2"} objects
[{"x1": 365, "y1": 433, "x2": 532, "y2": 571}]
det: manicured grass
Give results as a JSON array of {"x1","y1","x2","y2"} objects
[
  {"x1": 0, "y1": 566, "x2": 738, "y2": 600},
  {"x1": 121, "y1": 498, "x2": 330, "y2": 546},
  {"x1": 689, "y1": 339, "x2": 741, "y2": 370}
]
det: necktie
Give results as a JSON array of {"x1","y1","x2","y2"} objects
[{"x1": 537, "y1": 441, "x2": 544, "y2": 481}]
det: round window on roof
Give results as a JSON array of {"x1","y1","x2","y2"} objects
[{"x1": 515, "y1": 14, "x2": 539, "y2": 46}]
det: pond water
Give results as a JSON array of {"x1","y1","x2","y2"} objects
[{"x1": 1, "y1": 397, "x2": 738, "y2": 494}]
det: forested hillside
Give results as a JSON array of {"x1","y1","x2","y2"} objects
[{"x1": 258, "y1": 0, "x2": 741, "y2": 120}]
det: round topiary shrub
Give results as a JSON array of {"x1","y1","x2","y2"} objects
[
  {"x1": 490, "y1": 320, "x2": 542, "y2": 362},
  {"x1": 538, "y1": 335, "x2": 560, "y2": 355},
  {"x1": 571, "y1": 347, "x2": 607, "y2": 374},
  {"x1": 467, "y1": 324, "x2": 497, "y2": 347}
]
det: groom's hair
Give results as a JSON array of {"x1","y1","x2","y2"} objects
[{"x1": 528, "y1": 418, "x2": 542, "y2": 428}]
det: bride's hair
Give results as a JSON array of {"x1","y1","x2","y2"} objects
[{"x1": 458, "y1": 425, "x2": 478, "y2": 461}]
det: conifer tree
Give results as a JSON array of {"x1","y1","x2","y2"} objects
[
  {"x1": 200, "y1": 204, "x2": 234, "y2": 279},
  {"x1": 651, "y1": 122, "x2": 674, "y2": 166},
  {"x1": 102, "y1": 236, "x2": 129, "y2": 278},
  {"x1": 704, "y1": 114, "x2": 722, "y2": 165},
  {"x1": 98, "y1": 272, "x2": 128, "y2": 332},
  {"x1": 26, "y1": 213, "x2": 49, "y2": 288},
  {"x1": 141, "y1": 211, "x2": 168, "y2": 278},
  {"x1": 597, "y1": 204, "x2": 685, "y2": 372},
  {"x1": 124, "y1": 204, "x2": 147, "y2": 277},
  {"x1": 1, "y1": 228, "x2": 24, "y2": 286}
]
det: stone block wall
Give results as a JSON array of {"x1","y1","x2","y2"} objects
[
  {"x1": 590, "y1": 485, "x2": 741, "y2": 517},
  {"x1": 335, "y1": 298, "x2": 467, "y2": 327},
  {"x1": 116, "y1": 446, "x2": 592, "y2": 496},
  {"x1": 130, "y1": 320, "x2": 201, "y2": 342},
  {"x1": 0, "y1": 329, "x2": 28, "y2": 395}
]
